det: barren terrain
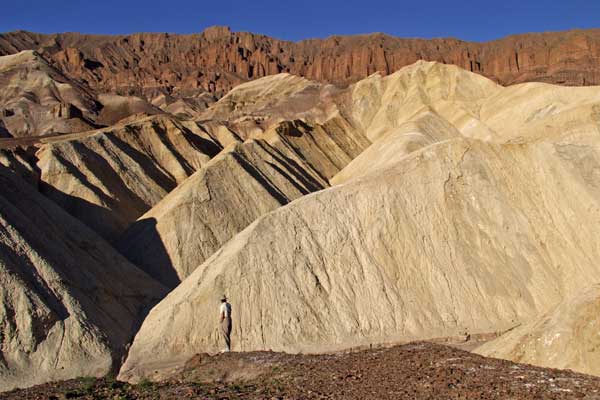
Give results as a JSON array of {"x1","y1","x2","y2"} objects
[{"x1": 5, "y1": 342, "x2": 600, "y2": 399}]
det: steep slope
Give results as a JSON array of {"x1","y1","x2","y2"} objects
[
  {"x1": 201, "y1": 61, "x2": 503, "y2": 186},
  {"x1": 119, "y1": 128, "x2": 600, "y2": 380},
  {"x1": 96, "y1": 93, "x2": 164, "y2": 125},
  {"x1": 151, "y1": 92, "x2": 215, "y2": 119},
  {"x1": 37, "y1": 115, "x2": 223, "y2": 240},
  {"x1": 0, "y1": 165, "x2": 166, "y2": 391},
  {"x1": 331, "y1": 111, "x2": 462, "y2": 185},
  {"x1": 476, "y1": 284, "x2": 600, "y2": 376},
  {"x1": 332, "y1": 61, "x2": 600, "y2": 184},
  {"x1": 116, "y1": 111, "x2": 370, "y2": 287},
  {"x1": 118, "y1": 138, "x2": 327, "y2": 288},
  {"x1": 0, "y1": 50, "x2": 100, "y2": 137},
  {"x1": 2, "y1": 27, "x2": 600, "y2": 100},
  {"x1": 340, "y1": 61, "x2": 501, "y2": 142},
  {"x1": 263, "y1": 117, "x2": 370, "y2": 181},
  {"x1": 200, "y1": 73, "x2": 338, "y2": 137}
]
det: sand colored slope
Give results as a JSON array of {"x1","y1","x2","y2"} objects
[
  {"x1": 118, "y1": 138, "x2": 327, "y2": 288},
  {"x1": 200, "y1": 62, "x2": 503, "y2": 186},
  {"x1": 119, "y1": 128, "x2": 600, "y2": 381},
  {"x1": 201, "y1": 73, "x2": 331, "y2": 120},
  {"x1": 263, "y1": 117, "x2": 371, "y2": 181},
  {"x1": 342, "y1": 61, "x2": 501, "y2": 142},
  {"x1": 331, "y1": 110, "x2": 461, "y2": 185},
  {"x1": 476, "y1": 284, "x2": 600, "y2": 376},
  {"x1": 0, "y1": 166, "x2": 166, "y2": 390},
  {"x1": 119, "y1": 62, "x2": 600, "y2": 381},
  {"x1": 117, "y1": 114, "x2": 369, "y2": 288},
  {"x1": 36, "y1": 115, "x2": 224, "y2": 240},
  {"x1": 200, "y1": 73, "x2": 340, "y2": 138},
  {"x1": 0, "y1": 51, "x2": 99, "y2": 137},
  {"x1": 96, "y1": 94, "x2": 164, "y2": 126},
  {"x1": 333, "y1": 61, "x2": 600, "y2": 184}
]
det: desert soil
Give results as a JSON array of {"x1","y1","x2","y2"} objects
[{"x1": 4, "y1": 342, "x2": 600, "y2": 399}]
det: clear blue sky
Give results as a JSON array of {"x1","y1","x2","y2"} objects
[{"x1": 2, "y1": 0, "x2": 600, "y2": 42}]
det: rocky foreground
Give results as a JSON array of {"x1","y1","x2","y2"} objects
[{"x1": 4, "y1": 342, "x2": 600, "y2": 399}]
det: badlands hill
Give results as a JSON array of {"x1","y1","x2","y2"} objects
[
  {"x1": 119, "y1": 61, "x2": 600, "y2": 381},
  {"x1": 0, "y1": 49, "x2": 168, "y2": 137},
  {"x1": 0, "y1": 50, "x2": 100, "y2": 137},
  {"x1": 37, "y1": 115, "x2": 225, "y2": 240},
  {"x1": 0, "y1": 164, "x2": 166, "y2": 391},
  {"x1": 1, "y1": 27, "x2": 600, "y2": 106},
  {"x1": 2, "y1": 47, "x2": 600, "y2": 390},
  {"x1": 117, "y1": 116, "x2": 369, "y2": 288},
  {"x1": 476, "y1": 284, "x2": 600, "y2": 376}
]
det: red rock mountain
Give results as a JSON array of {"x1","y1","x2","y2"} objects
[{"x1": 1, "y1": 27, "x2": 600, "y2": 100}]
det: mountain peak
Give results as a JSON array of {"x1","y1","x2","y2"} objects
[{"x1": 201, "y1": 25, "x2": 232, "y2": 40}]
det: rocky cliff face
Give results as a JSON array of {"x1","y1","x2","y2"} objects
[{"x1": 1, "y1": 27, "x2": 600, "y2": 101}]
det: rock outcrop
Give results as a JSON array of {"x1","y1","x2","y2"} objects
[
  {"x1": 476, "y1": 285, "x2": 600, "y2": 376},
  {"x1": 2, "y1": 27, "x2": 600, "y2": 102},
  {"x1": 0, "y1": 165, "x2": 166, "y2": 391}
]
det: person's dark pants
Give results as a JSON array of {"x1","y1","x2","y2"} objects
[{"x1": 221, "y1": 317, "x2": 232, "y2": 351}]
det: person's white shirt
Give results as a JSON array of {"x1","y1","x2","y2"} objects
[{"x1": 219, "y1": 302, "x2": 231, "y2": 318}]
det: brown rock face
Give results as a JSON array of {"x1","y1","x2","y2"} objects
[{"x1": 1, "y1": 28, "x2": 600, "y2": 100}]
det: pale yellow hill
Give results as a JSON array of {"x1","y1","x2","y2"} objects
[
  {"x1": 117, "y1": 137, "x2": 327, "y2": 288},
  {"x1": 120, "y1": 61, "x2": 600, "y2": 381},
  {"x1": 117, "y1": 115, "x2": 370, "y2": 287},
  {"x1": 333, "y1": 61, "x2": 600, "y2": 184},
  {"x1": 476, "y1": 284, "x2": 600, "y2": 376},
  {"x1": 119, "y1": 128, "x2": 600, "y2": 381}
]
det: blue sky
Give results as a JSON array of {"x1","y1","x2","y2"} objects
[{"x1": 2, "y1": 0, "x2": 600, "y2": 42}]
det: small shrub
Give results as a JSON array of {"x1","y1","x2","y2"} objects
[
  {"x1": 63, "y1": 390, "x2": 81, "y2": 399},
  {"x1": 78, "y1": 376, "x2": 96, "y2": 393},
  {"x1": 138, "y1": 377, "x2": 155, "y2": 391}
]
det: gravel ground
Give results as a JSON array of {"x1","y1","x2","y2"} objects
[{"x1": 3, "y1": 342, "x2": 600, "y2": 399}]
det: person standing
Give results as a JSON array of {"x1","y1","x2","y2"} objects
[{"x1": 219, "y1": 295, "x2": 232, "y2": 352}]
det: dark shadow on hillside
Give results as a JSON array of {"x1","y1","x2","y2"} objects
[
  {"x1": 39, "y1": 181, "x2": 127, "y2": 243},
  {"x1": 266, "y1": 161, "x2": 313, "y2": 195},
  {"x1": 259, "y1": 141, "x2": 326, "y2": 192},
  {"x1": 102, "y1": 133, "x2": 177, "y2": 192},
  {"x1": 117, "y1": 217, "x2": 180, "y2": 290},
  {"x1": 231, "y1": 152, "x2": 290, "y2": 205},
  {"x1": 38, "y1": 181, "x2": 175, "y2": 292}
]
